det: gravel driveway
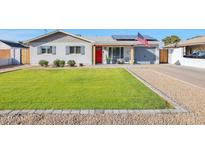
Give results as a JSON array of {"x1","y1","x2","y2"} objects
[{"x1": 1, "y1": 65, "x2": 205, "y2": 125}]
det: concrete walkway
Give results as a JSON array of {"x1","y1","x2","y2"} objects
[{"x1": 0, "y1": 65, "x2": 31, "y2": 73}]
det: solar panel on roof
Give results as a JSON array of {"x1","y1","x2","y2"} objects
[{"x1": 112, "y1": 35, "x2": 157, "y2": 41}]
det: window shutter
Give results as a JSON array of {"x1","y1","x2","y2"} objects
[
  {"x1": 81, "y1": 46, "x2": 85, "y2": 55},
  {"x1": 52, "y1": 46, "x2": 56, "y2": 55},
  {"x1": 66, "y1": 46, "x2": 70, "y2": 55},
  {"x1": 37, "y1": 47, "x2": 41, "y2": 55}
]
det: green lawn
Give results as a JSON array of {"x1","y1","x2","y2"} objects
[{"x1": 0, "y1": 68, "x2": 169, "y2": 110}]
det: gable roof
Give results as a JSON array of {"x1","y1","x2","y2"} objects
[
  {"x1": 23, "y1": 30, "x2": 94, "y2": 44},
  {"x1": 179, "y1": 35, "x2": 205, "y2": 46},
  {"x1": 164, "y1": 35, "x2": 205, "y2": 48},
  {"x1": 22, "y1": 30, "x2": 159, "y2": 46},
  {"x1": 0, "y1": 40, "x2": 28, "y2": 48}
]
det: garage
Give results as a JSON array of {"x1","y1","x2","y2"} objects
[
  {"x1": 0, "y1": 49, "x2": 10, "y2": 59},
  {"x1": 134, "y1": 47, "x2": 156, "y2": 64},
  {"x1": 0, "y1": 40, "x2": 29, "y2": 66}
]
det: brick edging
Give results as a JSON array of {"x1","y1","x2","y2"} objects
[{"x1": 0, "y1": 108, "x2": 188, "y2": 116}]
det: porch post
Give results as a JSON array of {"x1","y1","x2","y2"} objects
[
  {"x1": 130, "y1": 46, "x2": 134, "y2": 64},
  {"x1": 93, "y1": 45, "x2": 96, "y2": 65}
]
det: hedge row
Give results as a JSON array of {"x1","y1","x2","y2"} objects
[{"x1": 38, "y1": 59, "x2": 77, "y2": 67}]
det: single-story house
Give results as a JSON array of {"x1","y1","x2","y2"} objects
[
  {"x1": 164, "y1": 36, "x2": 205, "y2": 68},
  {"x1": 0, "y1": 40, "x2": 29, "y2": 66},
  {"x1": 23, "y1": 30, "x2": 160, "y2": 65}
]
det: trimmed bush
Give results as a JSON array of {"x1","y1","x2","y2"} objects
[
  {"x1": 67, "y1": 60, "x2": 76, "y2": 67},
  {"x1": 39, "y1": 60, "x2": 49, "y2": 67},
  {"x1": 79, "y1": 63, "x2": 83, "y2": 67},
  {"x1": 53, "y1": 59, "x2": 61, "y2": 67},
  {"x1": 59, "y1": 60, "x2": 65, "y2": 67}
]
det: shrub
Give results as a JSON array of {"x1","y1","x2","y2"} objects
[
  {"x1": 79, "y1": 63, "x2": 83, "y2": 67},
  {"x1": 59, "y1": 60, "x2": 65, "y2": 67},
  {"x1": 39, "y1": 60, "x2": 49, "y2": 67},
  {"x1": 106, "y1": 56, "x2": 111, "y2": 64},
  {"x1": 67, "y1": 60, "x2": 76, "y2": 67},
  {"x1": 53, "y1": 59, "x2": 61, "y2": 67}
]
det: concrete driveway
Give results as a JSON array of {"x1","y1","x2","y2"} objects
[{"x1": 141, "y1": 64, "x2": 205, "y2": 89}]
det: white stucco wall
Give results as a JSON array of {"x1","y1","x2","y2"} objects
[
  {"x1": 0, "y1": 58, "x2": 12, "y2": 66},
  {"x1": 181, "y1": 57, "x2": 205, "y2": 68},
  {"x1": 168, "y1": 47, "x2": 184, "y2": 64},
  {"x1": 168, "y1": 47, "x2": 205, "y2": 68},
  {"x1": 0, "y1": 42, "x2": 21, "y2": 65},
  {"x1": 0, "y1": 42, "x2": 11, "y2": 49},
  {"x1": 155, "y1": 47, "x2": 160, "y2": 64},
  {"x1": 124, "y1": 46, "x2": 131, "y2": 60},
  {"x1": 102, "y1": 47, "x2": 108, "y2": 64},
  {"x1": 29, "y1": 42, "x2": 92, "y2": 65}
]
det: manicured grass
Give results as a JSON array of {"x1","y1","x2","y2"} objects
[{"x1": 0, "y1": 68, "x2": 169, "y2": 109}]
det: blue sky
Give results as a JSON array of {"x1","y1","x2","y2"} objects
[{"x1": 1, "y1": 29, "x2": 205, "y2": 42}]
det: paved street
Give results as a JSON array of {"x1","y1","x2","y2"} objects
[{"x1": 144, "y1": 64, "x2": 205, "y2": 89}]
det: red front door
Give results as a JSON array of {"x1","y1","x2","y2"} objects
[{"x1": 95, "y1": 46, "x2": 102, "y2": 64}]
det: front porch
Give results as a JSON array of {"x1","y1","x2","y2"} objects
[{"x1": 92, "y1": 45, "x2": 135, "y2": 65}]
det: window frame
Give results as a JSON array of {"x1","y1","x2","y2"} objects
[
  {"x1": 76, "y1": 46, "x2": 81, "y2": 54},
  {"x1": 39, "y1": 46, "x2": 55, "y2": 55},
  {"x1": 66, "y1": 46, "x2": 85, "y2": 55},
  {"x1": 69, "y1": 46, "x2": 75, "y2": 54},
  {"x1": 108, "y1": 47, "x2": 124, "y2": 59}
]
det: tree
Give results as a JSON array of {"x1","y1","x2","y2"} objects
[{"x1": 162, "y1": 35, "x2": 181, "y2": 46}]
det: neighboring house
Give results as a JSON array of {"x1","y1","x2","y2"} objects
[
  {"x1": 164, "y1": 36, "x2": 205, "y2": 68},
  {"x1": 23, "y1": 30, "x2": 160, "y2": 65},
  {"x1": 0, "y1": 40, "x2": 29, "y2": 66}
]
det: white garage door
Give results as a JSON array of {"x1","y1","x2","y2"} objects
[{"x1": 134, "y1": 47, "x2": 156, "y2": 64}]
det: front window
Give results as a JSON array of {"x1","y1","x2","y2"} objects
[
  {"x1": 76, "y1": 46, "x2": 81, "y2": 54},
  {"x1": 109, "y1": 47, "x2": 112, "y2": 57},
  {"x1": 66, "y1": 46, "x2": 85, "y2": 55},
  {"x1": 69, "y1": 47, "x2": 75, "y2": 54},
  {"x1": 108, "y1": 47, "x2": 124, "y2": 63},
  {"x1": 47, "y1": 47, "x2": 52, "y2": 54},
  {"x1": 120, "y1": 47, "x2": 124, "y2": 58},
  {"x1": 41, "y1": 46, "x2": 47, "y2": 54},
  {"x1": 39, "y1": 46, "x2": 56, "y2": 54}
]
